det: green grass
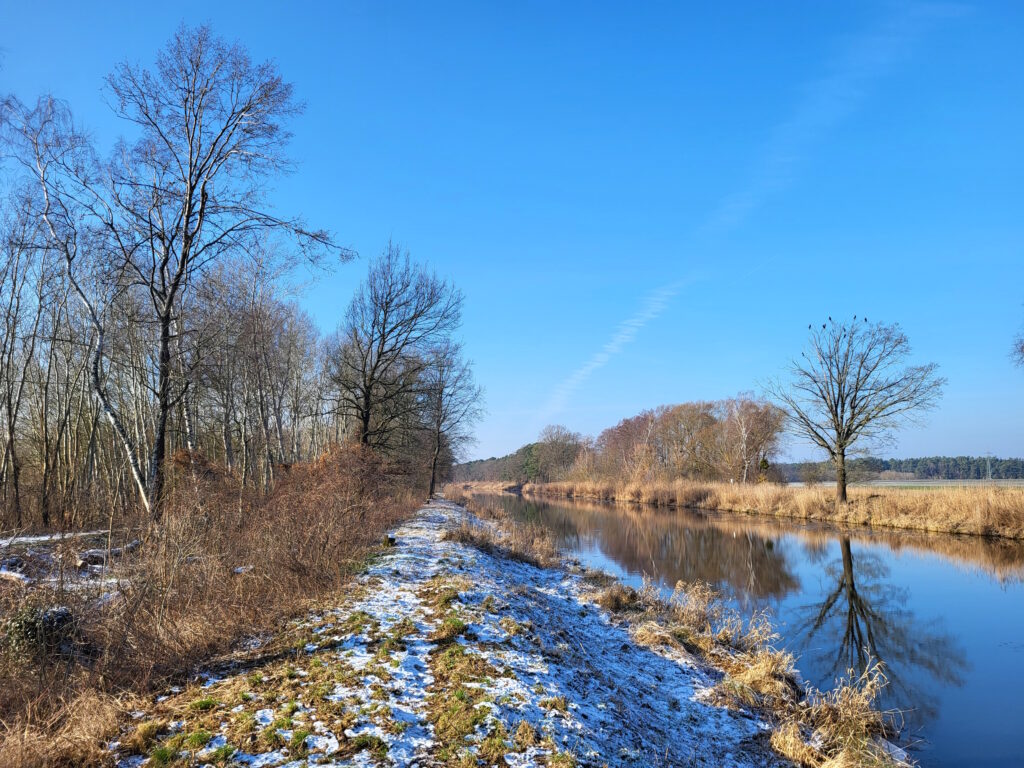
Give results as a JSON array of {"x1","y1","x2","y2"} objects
[
  {"x1": 184, "y1": 729, "x2": 213, "y2": 748},
  {"x1": 189, "y1": 696, "x2": 217, "y2": 711},
  {"x1": 289, "y1": 728, "x2": 312, "y2": 757},
  {"x1": 351, "y1": 732, "x2": 389, "y2": 759}
]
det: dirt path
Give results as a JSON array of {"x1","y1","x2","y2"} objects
[{"x1": 110, "y1": 500, "x2": 785, "y2": 767}]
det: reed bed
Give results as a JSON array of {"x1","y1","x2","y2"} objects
[{"x1": 516, "y1": 480, "x2": 1024, "y2": 539}]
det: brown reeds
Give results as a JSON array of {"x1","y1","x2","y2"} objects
[{"x1": 515, "y1": 479, "x2": 1024, "y2": 540}]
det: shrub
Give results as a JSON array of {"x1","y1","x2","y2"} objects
[
  {"x1": 0, "y1": 443, "x2": 418, "y2": 766},
  {"x1": 3, "y1": 605, "x2": 77, "y2": 659}
]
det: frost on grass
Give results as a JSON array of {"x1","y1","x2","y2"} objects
[{"x1": 109, "y1": 501, "x2": 784, "y2": 767}]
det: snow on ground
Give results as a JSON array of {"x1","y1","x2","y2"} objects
[
  {"x1": 0, "y1": 529, "x2": 131, "y2": 592},
  {"x1": 109, "y1": 500, "x2": 785, "y2": 767},
  {"x1": 0, "y1": 529, "x2": 109, "y2": 548}
]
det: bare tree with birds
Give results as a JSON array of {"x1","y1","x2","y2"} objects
[{"x1": 767, "y1": 317, "x2": 945, "y2": 508}]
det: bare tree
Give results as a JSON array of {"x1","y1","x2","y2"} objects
[
  {"x1": 0, "y1": 195, "x2": 46, "y2": 526},
  {"x1": 4, "y1": 26, "x2": 339, "y2": 519},
  {"x1": 716, "y1": 396, "x2": 785, "y2": 483},
  {"x1": 767, "y1": 317, "x2": 945, "y2": 508},
  {"x1": 422, "y1": 340, "x2": 482, "y2": 496},
  {"x1": 0, "y1": 29, "x2": 480, "y2": 531},
  {"x1": 1013, "y1": 330, "x2": 1024, "y2": 368},
  {"x1": 534, "y1": 425, "x2": 584, "y2": 483},
  {"x1": 650, "y1": 402, "x2": 718, "y2": 479},
  {"x1": 329, "y1": 243, "x2": 462, "y2": 448}
]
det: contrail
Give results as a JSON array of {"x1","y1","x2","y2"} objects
[
  {"x1": 537, "y1": 2, "x2": 959, "y2": 428},
  {"x1": 537, "y1": 280, "x2": 687, "y2": 424},
  {"x1": 708, "y1": 2, "x2": 962, "y2": 232}
]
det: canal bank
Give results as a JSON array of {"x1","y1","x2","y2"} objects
[{"x1": 465, "y1": 491, "x2": 1024, "y2": 767}]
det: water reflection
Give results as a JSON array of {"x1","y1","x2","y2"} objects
[
  {"x1": 488, "y1": 494, "x2": 800, "y2": 603},
  {"x1": 477, "y1": 492, "x2": 1024, "y2": 761},
  {"x1": 795, "y1": 537, "x2": 967, "y2": 727}
]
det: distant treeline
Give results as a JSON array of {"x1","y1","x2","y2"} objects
[
  {"x1": 776, "y1": 456, "x2": 1024, "y2": 483},
  {"x1": 456, "y1": 450, "x2": 1024, "y2": 484},
  {"x1": 457, "y1": 397, "x2": 786, "y2": 486},
  {"x1": 455, "y1": 444, "x2": 541, "y2": 484}
]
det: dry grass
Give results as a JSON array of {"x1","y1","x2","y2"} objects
[
  {"x1": 513, "y1": 719, "x2": 537, "y2": 749},
  {"x1": 594, "y1": 583, "x2": 640, "y2": 612},
  {"x1": 442, "y1": 501, "x2": 560, "y2": 568},
  {"x1": 773, "y1": 662, "x2": 902, "y2": 767},
  {"x1": 584, "y1": 576, "x2": 902, "y2": 766},
  {"x1": 0, "y1": 689, "x2": 120, "y2": 768},
  {"x1": 0, "y1": 444, "x2": 417, "y2": 767},
  {"x1": 517, "y1": 479, "x2": 1024, "y2": 540},
  {"x1": 424, "y1": 641, "x2": 499, "y2": 765}
]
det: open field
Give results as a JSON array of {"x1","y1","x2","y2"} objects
[
  {"x1": 854, "y1": 479, "x2": 1024, "y2": 489},
  {"x1": 465, "y1": 479, "x2": 1024, "y2": 540}
]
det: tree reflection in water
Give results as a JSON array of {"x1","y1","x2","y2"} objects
[
  {"x1": 485, "y1": 493, "x2": 975, "y2": 742},
  {"x1": 492, "y1": 494, "x2": 799, "y2": 604},
  {"x1": 796, "y1": 537, "x2": 968, "y2": 729}
]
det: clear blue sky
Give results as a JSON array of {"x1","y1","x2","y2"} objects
[{"x1": 3, "y1": 1, "x2": 1022, "y2": 461}]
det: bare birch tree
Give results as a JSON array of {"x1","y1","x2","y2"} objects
[
  {"x1": 717, "y1": 396, "x2": 785, "y2": 483},
  {"x1": 4, "y1": 26, "x2": 339, "y2": 519}
]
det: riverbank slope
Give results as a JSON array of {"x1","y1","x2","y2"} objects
[
  {"x1": 104, "y1": 501, "x2": 795, "y2": 767},
  {"x1": 98, "y1": 499, "x2": 912, "y2": 767}
]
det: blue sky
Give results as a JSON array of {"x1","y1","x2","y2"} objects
[{"x1": 3, "y1": 1, "x2": 1022, "y2": 461}]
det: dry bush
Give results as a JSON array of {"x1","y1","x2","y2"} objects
[
  {"x1": 595, "y1": 583, "x2": 639, "y2": 612},
  {"x1": 771, "y1": 721, "x2": 823, "y2": 767},
  {"x1": 667, "y1": 580, "x2": 721, "y2": 639},
  {"x1": 0, "y1": 444, "x2": 416, "y2": 766},
  {"x1": 771, "y1": 661, "x2": 904, "y2": 767},
  {"x1": 801, "y1": 663, "x2": 894, "y2": 755},
  {"x1": 0, "y1": 467, "x2": 136, "y2": 534},
  {"x1": 725, "y1": 649, "x2": 799, "y2": 704},
  {"x1": 631, "y1": 621, "x2": 675, "y2": 647}
]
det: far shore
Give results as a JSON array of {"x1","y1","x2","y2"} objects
[{"x1": 453, "y1": 478, "x2": 1024, "y2": 540}]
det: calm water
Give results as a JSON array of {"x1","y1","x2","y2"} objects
[{"x1": 479, "y1": 493, "x2": 1024, "y2": 767}]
